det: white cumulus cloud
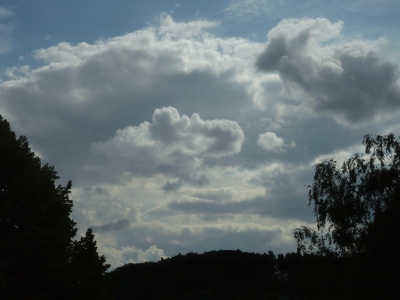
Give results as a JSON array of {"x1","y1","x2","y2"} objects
[
  {"x1": 257, "y1": 131, "x2": 285, "y2": 152},
  {"x1": 92, "y1": 106, "x2": 244, "y2": 187}
]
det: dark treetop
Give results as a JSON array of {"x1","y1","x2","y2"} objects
[{"x1": 0, "y1": 115, "x2": 111, "y2": 300}]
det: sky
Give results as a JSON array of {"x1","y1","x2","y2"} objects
[{"x1": 1, "y1": 0, "x2": 400, "y2": 268}]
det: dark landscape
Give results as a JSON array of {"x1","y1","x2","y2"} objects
[
  {"x1": 1, "y1": 115, "x2": 399, "y2": 299},
  {"x1": 1, "y1": 3, "x2": 400, "y2": 299}
]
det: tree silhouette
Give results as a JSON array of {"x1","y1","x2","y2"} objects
[
  {"x1": 0, "y1": 115, "x2": 111, "y2": 299},
  {"x1": 294, "y1": 133, "x2": 400, "y2": 298},
  {"x1": 68, "y1": 228, "x2": 111, "y2": 299}
]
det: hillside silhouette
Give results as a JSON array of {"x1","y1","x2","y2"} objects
[{"x1": 105, "y1": 250, "x2": 280, "y2": 300}]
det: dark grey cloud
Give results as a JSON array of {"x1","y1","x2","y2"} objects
[
  {"x1": 162, "y1": 173, "x2": 210, "y2": 192},
  {"x1": 150, "y1": 191, "x2": 312, "y2": 222},
  {"x1": 184, "y1": 174, "x2": 210, "y2": 187},
  {"x1": 164, "y1": 190, "x2": 311, "y2": 221},
  {"x1": 92, "y1": 219, "x2": 130, "y2": 232},
  {"x1": 162, "y1": 180, "x2": 183, "y2": 193},
  {"x1": 256, "y1": 18, "x2": 400, "y2": 125},
  {"x1": 83, "y1": 186, "x2": 108, "y2": 194}
]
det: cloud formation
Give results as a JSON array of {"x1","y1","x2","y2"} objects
[
  {"x1": 92, "y1": 219, "x2": 130, "y2": 232},
  {"x1": 0, "y1": 6, "x2": 13, "y2": 54},
  {"x1": 163, "y1": 173, "x2": 210, "y2": 192},
  {"x1": 1, "y1": 13, "x2": 399, "y2": 268},
  {"x1": 110, "y1": 222, "x2": 298, "y2": 259},
  {"x1": 0, "y1": 13, "x2": 261, "y2": 186},
  {"x1": 223, "y1": 0, "x2": 286, "y2": 19},
  {"x1": 257, "y1": 131, "x2": 285, "y2": 152},
  {"x1": 157, "y1": 13, "x2": 218, "y2": 38},
  {"x1": 0, "y1": 7, "x2": 12, "y2": 19},
  {"x1": 99, "y1": 244, "x2": 169, "y2": 268},
  {"x1": 92, "y1": 106, "x2": 244, "y2": 185},
  {"x1": 256, "y1": 17, "x2": 400, "y2": 125}
]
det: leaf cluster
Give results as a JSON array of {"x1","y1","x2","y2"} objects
[{"x1": 295, "y1": 134, "x2": 400, "y2": 257}]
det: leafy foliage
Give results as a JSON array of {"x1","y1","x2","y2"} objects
[
  {"x1": 294, "y1": 133, "x2": 400, "y2": 298},
  {"x1": 294, "y1": 133, "x2": 400, "y2": 257},
  {"x1": 0, "y1": 115, "x2": 111, "y2": 299}
]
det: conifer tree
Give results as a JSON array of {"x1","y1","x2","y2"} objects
[
  {"x1": 0, "y1": 115, "x2": 111, "y2": 299},
  {"x1": 68, "y1": 228, "x2": 111, "y2": 299}
]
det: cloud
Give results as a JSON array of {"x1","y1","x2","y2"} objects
[
  {"x1": 193, "y1": 189, "x2": 233, "y2": 202},
  {"x1": 150, "y1": 189, "x2": 310, "y2": 221},
  {"x1": 223, "y1": 0, "x2": 286, "y2": 20},
  {"x1": 162, "y1": 180, "x2": 183, "y2": 193},
  {"x1": 92, "y1": 219, "x2": 130, "y2": 232},
  {"x1": 70, "y1": 187, "x2": 140, "y2": 237},
  {"x1": 92, "y1": 106, "x2": 244, "y2": 184},
  {"x1": 98, "y1": 221, "x2": 297, "y2": 267},
  {"x1": 257, "y1": 131, "x2": 285, "y2": 152},
  {"x1": 162, "y1": 173, "x2": 210, "y2": 192},
  {"x1": 146, "y1": 165, "x2": 312, "y2": 222},
  {"x1": 256, "y1": 17, "x2": 400, "y2": 126},
  {"x1": 311, "y1": 143, "x2": 364, "y2": 167},
  {"x1": 98, "y1": 244, "x2": 169, "y2": 268},
  {"x1": 0, "y1": 6, "x2": 13, "y2": 54},
  {"x1": 1, "y1": 14, "x2": 399, "y2": 268},
  {"x1": 105, "y1": 221, "x2": 299, "y2": 258},
  {"x1": 0, "y1": 14, "x2": 262, "y2": 186},
  {"x1": 156, "y1": 13, "x2": 218, "y2": 38},
  {"x1": 0, "y1": 7, "x2": 12, "y2": 20}
]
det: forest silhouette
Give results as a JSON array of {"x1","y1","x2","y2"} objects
[{"x1": 0, "y1": 115, "x2": 398, "y2": 300}]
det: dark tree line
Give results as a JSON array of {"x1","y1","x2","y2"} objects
[
  {"x1": 0, "y1": 115, "x2": 111, "y2": 300},
  {"x1": 105, "y1": 250, "x2": 280, "y2": 300}
]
